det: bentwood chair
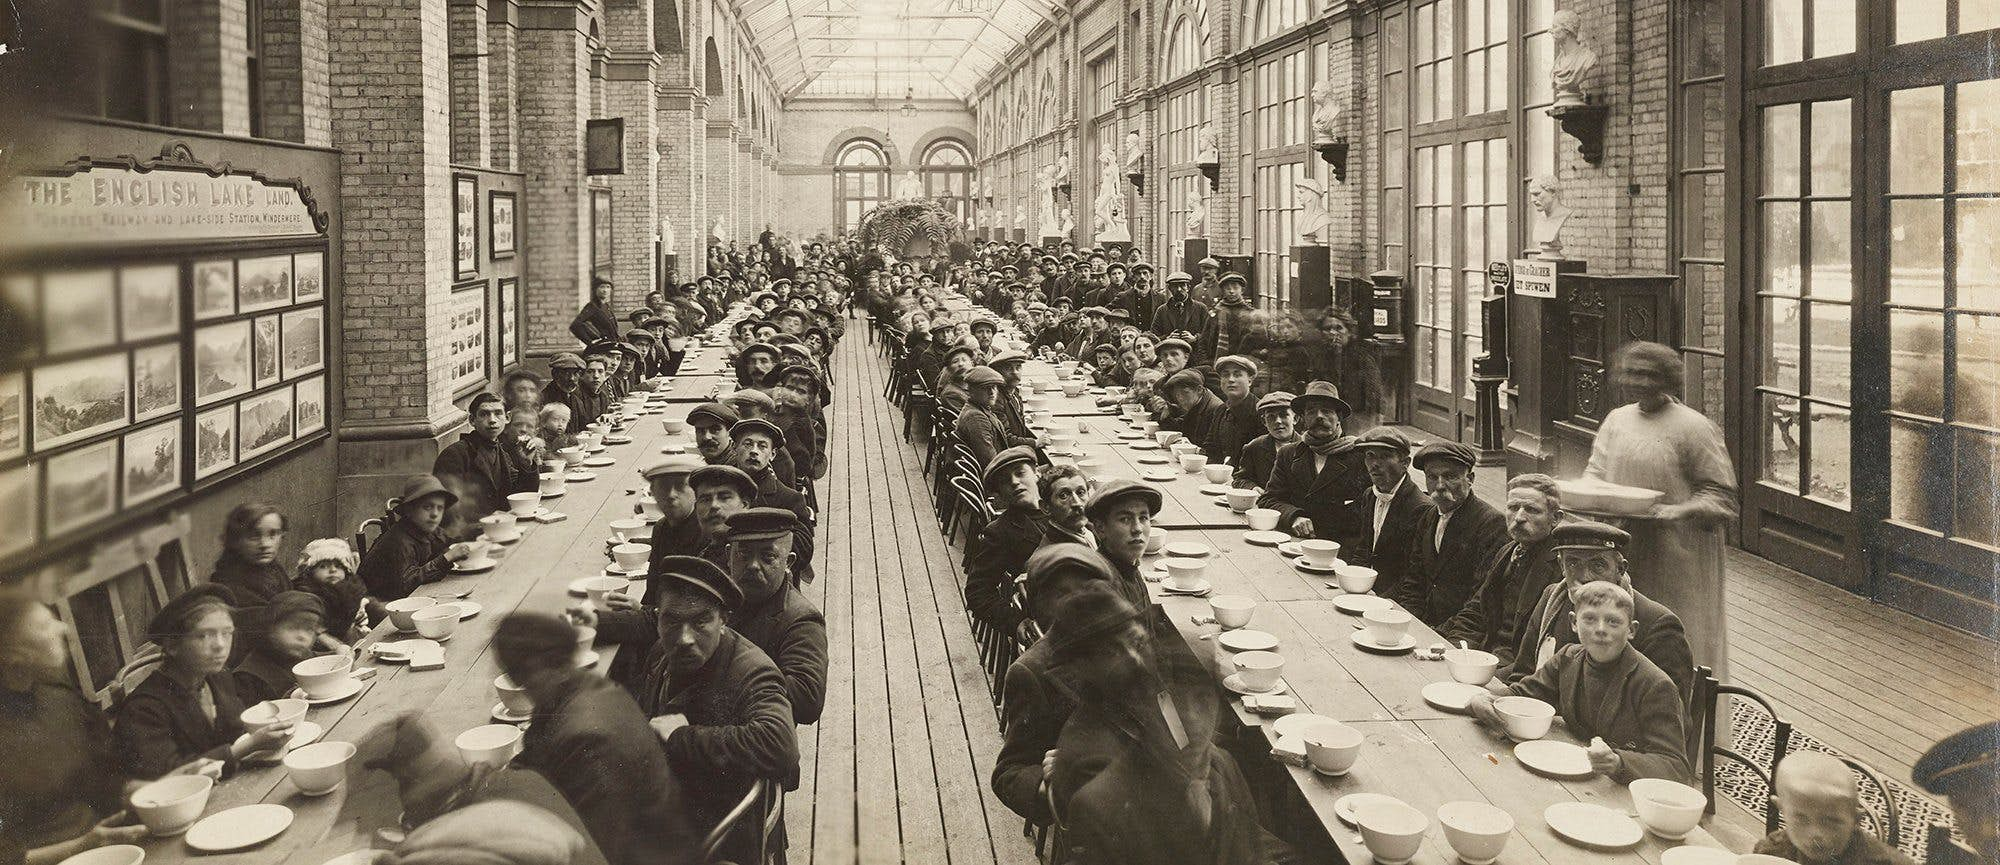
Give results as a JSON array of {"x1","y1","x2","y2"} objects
[
  {"x1": 1690, "y1": 665, "x2": 1792, "y2": 832},
  {"x1": 1036, "y1": 781, "x2": 1069, "y2": 865},
  {"x1": 701, "y1": 778, "x2": 783, "y2": 865},
  {"x1": 352, "y1": 497, "x2": 404, "y2": 556},
  {"x1": 1925, "y1": 822, "x2": 1980, "y2": 865}
]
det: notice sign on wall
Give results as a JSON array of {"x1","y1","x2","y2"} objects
[
  {"x1": 1511, "y1": 258, "x2": 1558, "y2": 298},
  {"x1": 1, "y1": 159, "x2": 321, "y2": 251}
]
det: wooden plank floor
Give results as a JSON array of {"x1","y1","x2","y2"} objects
[
  {"x1": 1460, "y1": 447, "x2": 2000, "y2": 784},
  {"x1": 790, "y1": 323, "x2": 1039, "y2": 865}
]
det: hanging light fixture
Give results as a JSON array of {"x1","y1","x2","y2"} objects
[{"x1": 900, "y1": 86, "x2": 918, "y2": 117}]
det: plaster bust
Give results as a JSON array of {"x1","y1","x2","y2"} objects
[
  {"x1": 1194, "y1": 125, "x2": 1220, "y2": 165},
  {"x1": 1550, "y1": 10, "x2": 1598, "y2": 108},
  {"x1": 1310, "y1": 79, "x2": 1343, "y2": 144},
  {"x1": 1186, "y1": 186, "x2": 1208, "y2": 237},
  {"x1": 1123, "y1": 129, "x2": 1145, "y2": 174},
  {"x1": 1529, "y1": 174, "x2": 1573, "y2": 259}
]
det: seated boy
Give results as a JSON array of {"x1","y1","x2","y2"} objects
[
  {"x1": 1756, "y1": 751, "x2": 1915, "y2": 865},
  {"x1": 232, "y1": 591, "x2": 332, "y2": 704},
  {"x1": 1468, "y1": 582, "x2": 1690, "y2": 784}
]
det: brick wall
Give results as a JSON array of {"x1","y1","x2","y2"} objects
[
  {"x1": 486, "y1": 6, "x2": 520, "y2": 169},
  {"x1": 168, "y1": 0, "x2": 252, "y2": 135},
  {"x1": 449, "y1": 0, "x2": 492, "y2": 165},
  {"x1": 257, "y1": 0, "x2": 332, "y2": 146},
  {"x1": 519, "y1": 14, "x2": 590, "y2": 356}
]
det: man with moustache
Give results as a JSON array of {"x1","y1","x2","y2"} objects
[
  {"x1": 541, "y1": 353, "x2": 601, "y2": 433},
  {"x1": 1499, "y1": 522, "x2": 1693, "y2": 700},
  {"x1": 1395, "y1": 441, "x2": 1511, "y2": 628},
  {"x1": 1439, "y1": 473, "x2": 1567, "y2": 666},
  {"x1": 721, "y1": 508, "x2": 827, "y2": 726},
  {"x1": 1038, "y1": 464, "x2": 1096, "y2": 548},
  {"x1": 689, "y1": 465, "x2": 757, "y2": 570},
  {"x1": 719, "y1": 390, "x2": 799, "y2": 488},
  {"x1": 1151, "y1": 272, "x2": 1212, "y2": 339},
  {"x1": 964, "y1": 447, "x2": 1049, "y2": 636},
  {"x1": 1346, "y1": 427, "x2": 1435, "y2": 601},
  {"x1": 1257, "y1": 381, "x2": 1371, "y2": 548},
  {"x1": 587, "y1": 455, "x2": 710, "y2": 692},
  {"x1": 686, "y1": 402, "x2": 739, "y2": 466}
]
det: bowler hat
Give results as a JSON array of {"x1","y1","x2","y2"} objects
[{"x1": 1046, "y1": 584, "x2": 1143, "y2": 661}]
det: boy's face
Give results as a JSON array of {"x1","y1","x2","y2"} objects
[
  {"x1": 309, "y1": 562, "x2": 347, "y2": 587},
  {"x1": 1570, "y1": 601, "x2": 1636, "y2": 663},
  {"x1": 1777, "y1": 788, "x2": 1860, "y2": 862},
  {"x1": 1260, "y1": 408, "x2": 1295, "y2": 438},
  {"x1": 407, "y1": 495, "x2": 448, "y2": 534},
  {"x1": 271, "y1": 614, "x2": 321, "y2": 660},
  {"x1": 1220, "y1": 368, "x2": 1252, "y2": 399}
]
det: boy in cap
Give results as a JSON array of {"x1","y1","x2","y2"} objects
[
  {"x1": 1400, "y1": 439, "x2": 1512, "y2": 627},
  {"x1": 1084, "y1": 479, "x2": 1164, "y2": 613},
  {"x1": 638, "y1": 556, "x2": 798, "y2": 865},
  {"x1": 1752, "y1": 751, "x2": 1915, "y2": 865},
  {"x1": 231, "y1": 590, "x2": 333, "y2": 704},
  {"x1": 1499, "y1": 520, "x2": 1693, "y2": 700},
  {"x1": 719, "y1": 391, "x2": 798, "y2": 487},
  {"x1": 588, "y1": 454, "x2": 709, "y2": 692},
  {"x1": 1257, "y1": 381, "x2": 1371, "y2": 547},
  {"x1": 1347, "y1": 427, "x2": 1435, "y2": 601},
  {"x1": 1469, "y1": 581, "x2": 1691, "y2": 784},
  {"x1": 1915, "y1": 722, "x2": 2000, "y2": 862},
  {"x1": 964, "y1": 447, "x2": 1049, "y2": 636},
  {"x1": 1233, "y1": 391, "x2": 1298, "y2": 491},
  {"x1": 956, "y1": 366, "x2": 1038, "y2": 467},
  {"x1": 542, "y1": 353, "x2": 601, "y2": 433},
  {"x1": 433, "y1": 393, "x2": 539, "y2": 539},
  {"x1": 1161, "y1": 369, "x2": 1224, "y2": 447},
  {"x1": 730, "y1": 418, "x2": 810, "y2": 528},
  {"x1": 1204, "y1": 355, "x2": 1265, "y2": 466},
  {"x1": 722, "y1": 508, "x2": 828, "y2": 725},
  {"x1": 1198, "y1": 272, "x2": 1254, "y2": 359},
  {"x1": 690, "y1": 465, "x2": 757, "y2": 567},
  {"x1": 358, "y1": 475, "x2": 483, "y2": 601}
]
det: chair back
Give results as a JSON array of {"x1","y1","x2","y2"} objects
[
  {"x1": 1835, "y1": 755, "x2": 1902, "y2": 849},
  {"x1": 1690, "y1": 665, "x2": 1792, "y2": 834},
  {"x1": 105, "y1": 649, "x2": 165, "y2": 711},
  {"x1": 1925, "y1": 822, "x2": 1980, "y2": 865},
  {"x1": 701, "y1": 778, "x2": 777, "y2": 865}
]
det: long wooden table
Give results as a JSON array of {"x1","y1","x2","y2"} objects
[{"x1": 138, "y1": 348, "x2": 732, "y2": 864}]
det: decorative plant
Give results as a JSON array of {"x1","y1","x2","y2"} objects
[{"x1": 856, "y1": 198, "x2": 967, "y2": 262}]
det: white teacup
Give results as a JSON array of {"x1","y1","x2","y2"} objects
[
  {"x1": 383, "y1": 596, "x2": 437, "y2": 632},
  {"x1": 1630, "y1": 778, "x2": 1707, "y2": 839},
  {"x1": 129, "y1": 774, "x2": 214, "y2": 836},
  {"x1": 1333, "y1": 564, "x2": 1378, "y2": 593},
  {"x1": 1225, "y1": 489, "x2": 1258, "y2": 513},
  {"x1": 495, "y1": 674, "x2": 532, "y2": 714},
  {"x1": 1209, "y1": 594, "x2": 1255, "y2": 629},
  {"x1": 239, "y1": 698, "x2": 308, "y2": 742},
  {"x1": 1302, "y1": 721, "x2": 1364, "y2": 775},
  {"x1": 284, "y1": 741, "x2": 356, "y2": 796},
  {"x1": 637, "y1": 496, "x2": 664, "y2": 520},
  {"x1": 1048, "y1": 434, "x2": 1077, "y2": 450},
  {"x1": 480, "y1": 512, "x2": 520, "y2": 540},
  {"x1": 1141, "y1": 421, "x2": 1161, "y2": 435},
  {"x1": 609, "y1": 517, "x2": 649, "y2": 543},
  {"x1": 577, "y1": 575, "x2": 627, "y2": 608},
  {"x1": 1356, "y1": 800, "x2": 1429, "y2": 865},
  {"x1": 292, "y1": 654, "x2": 356, "y2": 699},
  {"x1": 1362, "y1": 608, "x2": 1413, "y2": 647},
  {"x1": 1154, "y1": 430, "x2": 1181, "y2": 447},
  {"x1": 1443, "y1": 648, "x2": 1498, "y2": 685},
  {"x1": 1181, "y1": 453, "x2": 1209, "y2": 474},
  {"x1": 412, "y1": 605, "x2": 459, "y2": 640},
  {"x1": 1145, "y1": 527, "x2": 1167, "y2": 555},
  {"x1": 1232, "y1": 650, "x2": 1285, "y2": 692},
  {"x1": 1299, "y1": 539, "x2": 1341, "y2": 568},
  {"x1": 1438, "y1": 801, "x2": 1513, "y2": 865},
  {"x1": 611, "y1": 542, "x2": 650, "y2": 572},
  {"x1": 1163, "y1": 557, "x2": 1207, "y2": 590},
  {"x1": 1203, "y1": 464, "x2": 1232, "y2": 484},
  {"x1": 454, "y1": 724, "x2": 523, "y2": 769},
  {"x1": 538, "y1": 472, "x2": 567, "y2": 496},
  {"x1": 1245, "y1": 507, "x2": 1280, "y2": 531},
  {"x1": 663, "y1": 418, "x2": 688, "y2": 434},
  {"x1": 506, "y1": 492, "x2": 541, "y2": 517},
  {"x1": 556, "y1": 446, "x2": 585, "y2": 467}
]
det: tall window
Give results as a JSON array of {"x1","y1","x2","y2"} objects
[
  {"x1": 1164, "y1": 15, "x2": 1205, "y2": 81},
  {"x1": 833, "y1": 139, "x2": 888, "y2": 236},
  {"x1": 1090, "y1": 53, "x2": 1119, "y2": 117},
  {"x1": 96, "y1": 0, "x2": 171, "y2": 125},
  {"x1": 1245, "y1": 45, "x2": 1315, "y2": 304},
  {"x1": 1380, "y1": 6, "x2": 1408, "y2": 274},
  {"x1": 1161, "y1": 83, "x2": 1207, "y2": 266},
  {"x1": 1245, "y1": 0, "x2": 1313, "y2": 44},
  {"x1": 1673, "y1": 0, "x2": 1730, "y2": 423},
  {"x1": 922, "y1": 140, "x2": 974, "y2": 226}
]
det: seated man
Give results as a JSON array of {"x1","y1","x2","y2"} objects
[
  {"x1": 1038, "y1": 464, "x2": 1096, "y2": 548},
  {"x1": 955, "y1": 366, "x2": 1037, "y2": 467},
  {"x1": 1469, "y1": 582, "x2": 1691, "y2": 784},
  {"x1": 933, "y1": 343, "x2": 978, "y2": 411},
  {"x1": 721, "y1": 508, "x2": 828, "y2": 726},
  {"x1": 1257, "y1": 381, "x2": 1370, "y2": 547},
  {"x1": 1346, "y1": 427, "x2": 1434, "y2": 601},
  {"x1": 1440, "y1": 473, "x2": 1565, "y2": 665},
  {"x1": 1203, "y1": 355, "x2": 1264, "y2": 467},
  {"x1": 592, "y1": 455, "x2": 708, "y2": 692},
  {"x1": 638, "y1": 556, "x2": 797, "y2": 865},
  {"x1": 992, "y1": 544, "x2": 1123, "y2": 823},
  {"x1": 1232, "y1": 392, "x2": 1297, "y2": 491},
  {"x1": 720, "y1": 389, "x2": 798, "y2": 487},
  {"x1": 986, "y1": 348, "x2": 1037, "y2": 440},
  {"x1": 493, "y1": 613, "x2": 696, "y2": 865},
  {"x1": 432, "y1": 393, "x2": 537, "y2": 539},
  {"x1": 1159, "y1": 369, "x2": 1223, "y2": 447},
  {"x1": 1395, "y1": 441, "x2": 1509, "y2": 627},
  {"x1": 1501, "y1": 521, "x2": 1694, "y2": 701},
  {"x1": 690, "y1": 464, "x2": 757, "y2": 570},
  {"x1": 540, "y1": 353, "x2": 601, "y2": 433},
  {"x1": 728, "y1": 418, "x2": 813, "y2": 543},
  {"x1": 1755, "y1": 751, "x2": 1915, "y2": 865},
  {"x1": 1085, "y1": 479, "x2": 1162, "y2": 614},
  {"x1": 686, "y1": 401, "x2": 740, "y2": 466},
  {"x1": 1914, "y1": 723, "x2": 2000, "y2": 863},
  {"x1": 964, "y1": 447, "x2": 1048, "y2": 636}
]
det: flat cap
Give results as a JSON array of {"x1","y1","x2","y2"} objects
[
  {"x1": 1156, "y1": 337, "x2": 1193, "y2": 355},
  {"x1": 1163, "y1": 368, "x2": 1209, "y2": 393},
  {"x1": 266, "y1": 590, "x2": 326, "y2": 626},
  {"x1": 1084, "y1": 477, "x2": 1163, "y2": 521},
  {"x1": 1198, "y1": 257, "x2": 1221, "y2": 269},
  {"x1": 641, "y1": 453, "x2": 707, "y2": 480},
  {"x1": 549, "y1": 352, "x2": 587, "y2": 371},
  {"x1": 686, "y1": 402, "x2": 740, "y2": 429},
  {"x1": 656, "y1": 555, "x2": 743, "y2": 612},
  {"x1": 1290, "y1": 380, "x2": 1353, "y2": 416},
  {"x1": 1130, "y1": 262, "x2": 1155, "y2": 274},
  {"x1": 1046, "y1": 585, "x2": 1144, "y2": 662},
  {"x1": 625, "y1": 329, "x2": 657, "y2": 344},
  {"x1": 730, "y1": 417, "x2": 786, "y2": 444},
  {"x1": 1218, "y1": 272, "x2": 1248, "y2": 287},
  {"x1": 584, "y1": 338, "x2": 623, "y2": 358},
  {"x1": 721, "y1": 389, "x2": 777, "y2": 413},
  {"x1": 1914, "y1": 721, "x2": 2000, "y2": 795},
  {"x1": 929, "y1": 318, "x2": 959, "y2": 333},
  {"x1": 987, "y1": 348, "x2": 1028, "y2": 368},
  {"x1": 724, "y1": 507, "x2": 802, "y2": 543},
  {"x1": 1549, "y1": 520, "x2": 1632, "y2": 552},
  {"x1": 1214, "y1": 355, "x2": 1260, "y2": 377},
  {"x1": 963, "y1": 366, "x2": 1005, "y2": 387},
  {"x1": 740, "y1": 341, "x2": 781, "y2": 359},
  {"x1": 1165, "y1": 270, "x2": 1193, "y2": 284},
  {"x1": 1256, "y1": 391, "x2": 1296, "y2": 414},
  {"x1": 1413, "y1": 440, "x2": 1480, "y2": 472},
  {"x1": 1352, "y1": 426, "x2": 1416, "y2": 454},
  {"x1": 689, "y1": 464, "x2": 758, "y2": 497},
  {"x1": 1082, "y1": 306, "x2": 1111, "y2": 317},
  {"x1": 969, "y1": 318, "x2": 998, "y2": 332},
  {"x1": 981, "y1": 446, "x2": 1040, "y2": 490},
  {"x1": 1106, "y1": 308, "x2": 1132, "y2": 321},
  {"x1": 942, "y1": 343, "x2": 978, "y2": 364},
  {"x1": 1023, "y1": 543, "x2": 1118, "y2": 603}
]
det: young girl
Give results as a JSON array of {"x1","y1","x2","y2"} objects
[
  {"x1": 296, "y1": 538, "x2": 371, "y2": 644},
  {"x1": 115, "y1": 585, "x2": 292, "y2": 779},
  {"x1": 231, "y1": 590, "x2": 329, "y2": 704}
]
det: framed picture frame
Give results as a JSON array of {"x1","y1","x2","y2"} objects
[
  {"x1": 238, "y1": 388, "x2": 294, "y2": 459},
  {"x1": 32, "y1": 353, "x2": 129, "y2": 450},
  {"x1": 237, "y1": 254, "x2": 293, "y2": 313},
  {"x1": 0, "y1": 464, "x2": 35, "y2": 558},
  {"x1": 585, "y1": 118, "x2": 625, "y2": 175},
  {"x1": 490, "y1": 191, "x2": 517, "y2": 258},
  {"x1": 447, "y1": 280, "x2": 488, "y2": 396},
  {"x1": 193, "y1": 404, "x2": 236, "y2": 480},
  {"x1": 253, "y1": 314, "x2": 281, "y2": 387},
  {"x1": 192, "y1": 259, "x2": 236, "y2": 320},
  {"x1": 591, "y1": 188, "x2": 613, "y2": 274},
  {"x1": 293, "y1": 250, "x2": 325, "y2": 302},
  {"x1": 194, "y1": 319, "x2": 253, "y2": 406},
  {"x1": 454, "y1": 174, "x2": 479, "y2": 279},
  {"x1": 498, "y1": 277, "x2": 520, "y2": 368},
  {"x1": 45, "y1": 439, "x2": 117, "y2": 536},
  {"x1": 1, "y1": 273, "x2": 37, "y2": 362},
  {"x1": 281, "y1": 306, "x2": 325, "y2": 378},
  {"x1": 121, "y1": 420, "x2": 180, "y2": 506},
  {"x1": 295, "y1": 375, "x2": 326, "y2": 436},
  {"x1": 131, "y1": 343, "x2": 181, "y2": 423},
  {"x1": 119, "y1": 264, "x2": 181, "y2": 341},
  {"x1": 0, "y1": 370, "x2": 22, "y2": 460},
  {"x1": 42, "y1": 269, "x2": 117, "y2": 354}
]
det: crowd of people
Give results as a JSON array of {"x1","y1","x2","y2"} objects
[{"x1": 0, "y1": 231, "x2": 1993, "y2": 865}]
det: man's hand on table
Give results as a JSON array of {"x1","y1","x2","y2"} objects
[
  {"x1": 1291, "y1": 517, "x2": 1314, "y2": 538},
  {"x1": 1465, "y1": 691, "x2": 1500, "y2": 726},
  {"x1": 565, "y1": 604, "x2": 599, "y2": 629}
]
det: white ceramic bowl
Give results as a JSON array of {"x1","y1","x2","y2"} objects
[
  {"x1": 1246, "y1": 508, "x2": 1280, "y2": 531},
  {"x1": 239, "y1": 698, "x2": 308, "y2": 734},
  {"x1": 506, "y1": 491, "x2": 541, "y2": 516},
  {"x1": 577, "y1": 575, "x2": 628, "y2": 607},
  {"x1": 1048, "y1": 434, "x2": 1077, "y2": 450},
  {"x1": 557, "y1": 446, "x2": 586, "y2": 467},
  {"x1": 1145, "y1": 527, "x2": 1167, "y2": 554},
  {"x1": 1062, "y1": 382, "x2": 1085, "y2": 397},
  {"x1": 129, "y1": 774, "x2": 214, "y2": 836},
  {"x1": 611, "y1": 542, "x2": 651, "y2": 572},
  {"x1": 637, "y1": 496, "x2": 663, "y2": 519},
  {"x1": 1209, "y1": 595, "x2": 1255, "y2": 629},
  {"x1": 1333, "y1": 564, "x2": 1378, "y2": 594},
  {"x1": 1443, "y1": 648, "x2": 1499, "y2": 685},
  {"x1": 383, "y1": 596, "x2": 437, "y2": 632},
  {"x1": 1163, "y1": 557, "x2": 1208, "y2": 590},
  {"x1": 1181, "y1": 453, "x2": 1209, "y2": 473},
  {"x1": 454, "y1": 724, "x2": 523, "y2": 769},
  {"x1": 283, "y1": 740, "x2": 356, "y2": 796},
  {"x1": 1494, "y1": 696, "x2": 1556, "y2": 741},
  {"x1": 1355, "y1": 799, "x2": 1430, "y2": 865},
  {"x1": 495, "y1": 674, "x2": 532, "y2": 714},
  {"x1": 1154, "y1": 430, "x2": 1181, "y2": 447},
  {"x1": 538, "y1": 472, "x2": 567, "y2": 495},
  {"x1": 1629, "y1": 778, "x2": 1708, "y2": 839},
  {"x1": 1438, "y1": 801, "x2": 1514, "y2": 865},
  {"x1": 292, "y1": 654, "x2": 355, "y2": 699},
  {"x1": 1362, "y1": 608, "x2": 1413, "y2": 647},
  {"x1": 609, "y1": 517, "x2": 649, "y2": 542},
  {"x1": 1232, "y1": 650, "x2": 1285, "y2": 691},
  {"x1": 1225, "y1": 489, "x2": 1258, "y2": 513},
  {"x1": 1303, "y1": 721, "x2": 1364, "y2": 775},
  {"x1": 1300, "y1": 539, "x2": 1342, "y2": 567},
  {"x1": 663, "y1": 418, "x2": 688, "y2": 434},
  {"x1": 573, "y1": 625, "x2": 597, "y2": 664},
  {"x1": 412, "y1": 605, "x2": 459, "y2": 640},
  {"x1": 57, "y1": 844, "x2": 146, "y2": 865}
]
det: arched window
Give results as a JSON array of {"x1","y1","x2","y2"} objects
[
  {"x1": 654, "y1": 0, "x2": 683, "y2": 54},
  {"x1": 1163, "y1": 14, "x2": 1206, "y2": 80},
  {"x1": 921, "y1": 140, "x2": 974, "y2": 226},
  {"x1": 703, "y1": 38, "x2": 722, "y2": 97},
  {"x1": 833, "y1": 139, "x2": 889, "y2": 235}
]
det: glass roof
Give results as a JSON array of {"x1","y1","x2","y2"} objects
[{"x1": 744, "y1": 0, "x2": 1056, "y2": 101}]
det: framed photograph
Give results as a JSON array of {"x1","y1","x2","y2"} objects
[
  {"x1": 490, "y1": 191, "x2": 517, "y2": 258},
  {"x1": 32, "y1": 353, "x2": 128, "y2": 450},
  {"x1": 131, "y1": 343, "x2": 181, "y2": 423},
  {"x1": 238, "y1": 388, "x2": 293, "y2": 459},
  {"x1": 0, "y1": 465, "x2": 35, "y2": 558},
  {"x1": 45, "y1": 439, "x2": 117, "y2": 536},
  {"x1": 121, "y1": 420, "x2": 180, "y2": 506},
  {"x1": 193, "y1": 405, "x2": 236, "y2": 480},
  {"x1": 591, "y1": 188, "x2": 613, "y2": 273},
  {"x1": 237, "y1": 254, "x2": 293, "y2": 313},
  {"x1": 194, "y1": 320, "x2": 253, "y2": 405},
  {"x1": 295, "y1": 375, "x2": 326, "y2": 436},
  {"x1": 1, "y1": 274, "x2": 36, "y2": 361},
  {"x1": 253, "y1": 314, "x2": 281, "y2": 387},
  {"x1": 119, "y1": 264, "x2": 181, "y2": 341},
  {"x1": 447, "y1": 281, "x2": 488, "y2": 395},
  {"x1": 281, "y1": 306, "x2": 325, "y2": 378},
  {"x1": 498, "y1": 278, "x2": 520, "y2": 367},
  {"x1": 294, "y1": 251, "x2": 325, "y2": 302},
  {"x1": 454, "y1": 174, "x2": 479, "y2": 279},
  {"x1": 585, "y1": 118, "x2": 625, "y2": 175},
  {"x1": 42, "y1": 269, "x2": 117, "y2": 354},
  {"x1": 193, "y1": 259, "x2": 235, "y2": 320},
  {"x1": 0, "y1": 371, "x2": 21, "y2": 459}
]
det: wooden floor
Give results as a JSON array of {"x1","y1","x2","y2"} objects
[{"x1": 790, "y1": 322, "x2": 1039, "y2": 865}]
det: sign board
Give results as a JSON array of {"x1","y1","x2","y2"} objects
[
  {"x1": 2, "y1": 160, "x2": 322, "y2": 251},
  {"x1": 1487, "y1": 260, "x2": 1512, "y2": 295},
  {"x1": 1511, "y1": 258, "x2": 1557, "y2": 298}
]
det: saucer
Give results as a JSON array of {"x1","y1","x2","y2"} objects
[
  {"x1": 576, "y1": 650, "x2": 600, "y2": 668},
  {"x1": 1661, "y1": 847, "x2": 1740, "y2": 865},
  {"x1": 1293, "y1": 559, "x2": 1340, "y2": 575},
  {"x1": 289, "y1": 675, "x2": 366, "y2": 706},
  {"x1": 1271, "y1": 713, "x2": 1338, "y2": 739},
  {"x1": 1141, "y1": 471, "x2": 1178, "y2": 482},
  {"x1": 539, "y1": 489, "x2": 566, "y2": 499},
  {"x1": 1217, "y1": 630, "x2": 1279, "y2": 652},
  {"x1": 1222, "y1": 674, "x2": 1288, "y2": 696},
  {"x1": 584, "y1": 443, "x2": 606, "y2": 453},
  {"x1": 491, "y1": 702, "x2": 532, "y2": 723},
  {"x1": 371, "y1": 639, "x2": 439, "y2": 662},
  {"x1": 450, "y1": 601, "x2": 483, "y2": 619},
  {"x1": 581, "y1": 456, "x2": 616, "y2": 468},
  {"x1": 1350, "y1": 631, "x2": 1417, "y2": 653},
  {"x1": 1545, "y1": 802, "x2": 1643, "y2": 850},
  {"x1": 1421, "y1": 681, "x2": 1487, "y2": 713},
  {"x1": 1136, "y1": 454, "x2": 1172, "y2": 465},
  {"x1": 565, "y1": 471, "x2": 597, "y2": 482},
  {"x1": 185, "y1": 804, "x2": 293, "y2": 853},
  {"x1": 1158, "y1": 579, "x2": 1212, "y2": 596},
  {"x1": 452, "y1": 559, "x2": 497, "y2": 574},
  {"x1": 603, "y1": 562, "x2": 646, "y2": 576},
  {"x1": 1333, "y1": 594, "x2": 1395, "y2": 615},
  {"x1": 1244, "y1": 530, "x2": 1289, "y2": 546},
  {"x1": 480, "y1": 532, "x2": 521, "y2": 545},
  {"x1": 1334, "y1": 793, "x2": 1405, "y2": 827},
  {"x1": 1128, "y1": 440, "x2": 1159, "y2": 450},
  {"x1": 1515, "y1": 740, "x2": 1595, "y2": 779},
  {"x1": 569, "y1": 577, "x2": 633, "y2": 596},
  {"x1": 1115, "y1": 430, "x2": 1142, "y2": 440},
  {"x1": 1163, "y1": 542, "x2": 1212, "y2": 558},
  {"x1": 1276, "y1": 541, "x2": 1304, "y2": 557},
  {"x1": 240, "y1": 720, "x2": 325, "y2": 763},
  {"x1": 601, "y1": 435, "x2": 633, "y2": 445},
  {"x1": 1198, "y1": 483, "x2": 1232, "y2": 495}
]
